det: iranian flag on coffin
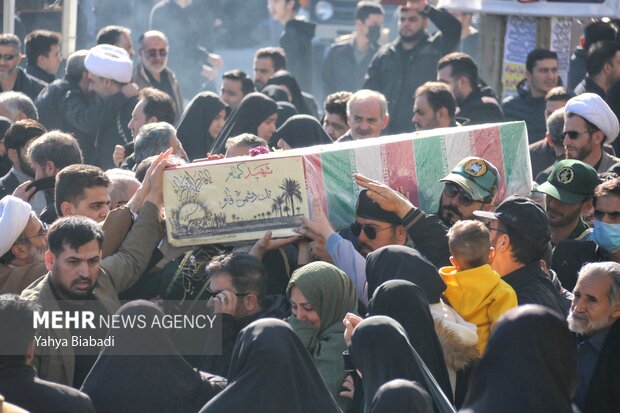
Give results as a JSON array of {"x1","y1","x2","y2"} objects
[
  {"x1": 302, "y1": 121, "x2": 532, "y2": 229},
  {"x1": 162, "y1": 121, "x2": 531, "y2": 246}
]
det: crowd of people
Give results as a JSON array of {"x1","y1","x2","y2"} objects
[{"x1": 0, "y1": 0, "x2": 619, "y2": 412}]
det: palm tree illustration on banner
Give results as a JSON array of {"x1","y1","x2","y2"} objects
[
  {"x1": 279, "y1": 178, "x2": 303, "y2": 216},
  {"x1": 272, "y1": 194, "x2": 286, "y2": 217}
]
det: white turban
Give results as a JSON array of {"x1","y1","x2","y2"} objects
[
  {"x1": 85, "y1": 44, "x2": 133, "y2": 83},
  {"x1": 0, "y1": 196, "x2": 32, "y2": 257},
  {"x1": 565, "y1": 93, "x2": 620, "y2": 144}
]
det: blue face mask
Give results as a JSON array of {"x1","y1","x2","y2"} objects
[{"x1": 593, "y1": 220, "x2": 620, "y2": 253}]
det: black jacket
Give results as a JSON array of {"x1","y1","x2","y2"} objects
[
  {"x1": 552, "y1": 239, "x2": 601, "y2": 292},
  {"x1": 0, "y1": 170, "x2": 19, "y2": 198},
  {"x1": 199, "y1": 295, "x2": 291, "y2": 378},
  {"x1": 364, "y1": 6, "x2": 461, "y2": 134},
  {"x1": 458, "y1": 86, "x2": 504, "y2": 126},
  {"x1": 26, "y1": 63, "x2": 55, "y2": 85},
  {"x1": 401, "y1": 207, "x2": 451, "y2": 269},
  {"x1": 529, "y1": 138, "x2": 558, "y2": 179},
  {"x1": 93, "y1": 96, "x2": 137, "y2": 170},
  {"x1": 568, "y1": 47, "x2": 586, "y2": 91},
  {"x1": 1, "y1": 67, "x2": 46, "y2": 101},
  {"x1": 502, "y1": 261, "x2": 567, "y2": 316},
  {"x1": 0, "y1": 364, "x2": 94, "y2": 413},
  {"x1": 501, "y1": 79, "x2": 547, "y2": 144},
  {"x1": 582, "y1": 321, "x2": 620, "y2": 413},
  {"x1": 280, "y1": 19, "x2": 316, "y2": 92},
  {"x1": 322, "y1": 37, "x2": 378, "y2": 95},
  {"x1": 37, "y1": 80, "x2": 131, "y2": 166}
]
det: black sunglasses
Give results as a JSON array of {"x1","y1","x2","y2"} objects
[
  {"x1": 0, "y1": 53, "x2": 17, "y2": 61},
  {"x1": 562, "y1": 130, "x2": 590, "y2": 140},
  {"x1": 443, "y1": 182, "x2": 476, "y2": 206},
  {"x1": 350, "y1": 222, "x2": 394, "y2": 240},
  {"x1": 145, "y1": 48, "x2": 167, "y2": 58}
]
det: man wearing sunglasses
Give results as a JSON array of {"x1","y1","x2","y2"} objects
[
  {"x1": 133, "y1": 31, "x2": 183, "y2": 117},
  {"x1": 200, "y1": 253, "x2": 290, "y2": 378},
  {"x1": 563, "y1": 93, "x2": 620, "y2": 172},
  {"x1": 0, "y1": 34, "x2": 46, "y2": 102}
]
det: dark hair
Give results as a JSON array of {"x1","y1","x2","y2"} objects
[
  {"x1": 526, "y1": 49, "x2": 558, "y2": 73},
  {"x1": 96, "y1": 25, "x2": 131, "y2": 46},
  {"x1": 586, "y1": 40, "x2": 620, "y2": 77},
  {"x1": 355, "y1": 1, "x2": 384, "y2": 22},
  {"x1": 47, "y1": 216, "x2": 104, "y2": 257},
  {"x1": 134, "y1": 155, "x2": 156, "y2": 183},
  {"x1": 437, "y1": 52, "x2": 478, "y2": 88},
  {"x1": 139, "y1": 87, "x2": 176, "y2": 125},
  {"x1": 0, "y1": 34, "x2": 20, "y2": 50},
  {"x1": 4, "y1": 119, "x2": 46, "y2": 151},
  {"x1": 207, "y1": 253, "x2": 268, "y2": 307},
  {"x1": 222, "y1": 70, "x2": 255, "y2": 96},
  {"x1": 55, "y1": 164, "x2": 110, "y2": 217},
  {"x1": 28, "y1": 131, "x2": 83, "y2": 170},
  {"x1": 594, "y1": 177, "x2": 620, "y2": 207},
  {"x1": 544, "y1": 86, "x2": 571, "y2": 103},
  {"x1": 584, "y1": 20, "x2": 618, "y2": 51},
  {"x1": 0, "y1": 294, "x2": 39, "y2": 367},
  {"x1": 324, "y1": 91, "x2": 351, "y2": 123},
  {"x1": 499, "y1": 221, "x2": 548, "y2": 264},
  {"x1": 24, "y1": 30, "x2": 61, "y2": 64},
  {"x1": 566, "y1": 112, "x2": 601, "y2": 136},
  {"x1": 415, "y1": 82, "x2": 456, "y2": 118},
  {"x1": 255, "y1": 47, "x2": 287, "y2": 71}
]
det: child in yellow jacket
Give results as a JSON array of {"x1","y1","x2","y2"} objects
[{"x1": 439, "y1": 220, "x2": 517, "y2": 354}]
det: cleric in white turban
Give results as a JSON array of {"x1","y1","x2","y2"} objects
[
  {"x1": 564, "y1": 93, "x2": 620, "y2": 144},
  {"x1": 84, "y1": 44, "x2": 133, "y2": 84}
]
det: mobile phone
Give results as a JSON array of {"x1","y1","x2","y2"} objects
[{"x1": 26, "y1": 176, "x2": 55, "y2": 192}]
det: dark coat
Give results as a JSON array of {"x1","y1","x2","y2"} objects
[
  {"x1": 582, "y1": 320, "x2": 620, "y2": 413},
  {"x1": 322, "y1": 38, "x2": 377, "y2": 95},
  {"x1": 568, "y1": 48, "x2": 586, "y2": 91},
  {"x1": 280, "y1": 19, "x2": 316, "y2": 92},
  {"x1": 0, "y1": 170, "x2": 19, "y2": 198},
  {"x1": 502, "y1": 261, "x2": 567, "y2": 316},
  {"x1": 26, "y1": 63, "x2": 55, "y2": 85},
  {"x1": 529, "y1": 138, "x2": 558, "y2": 179},
  {"x1": 364, "y1": 6, "x2": 461, "y2": 134},
  {"x1": 93, "y1": 96, "x2": 138, "y2": 170},
  {"x1": 501, "y1": 79, "x2": 547, "y2": 144},
  {"x1": 199, "y1": 295, "x2": 291, "y2": 378},
  {"x1": 458, "y1": 86, "x2": 504, "y2": 126},
  {"x1": 0, "y1": 364, "x2": 94, "y2": 413},
  {"x1": 1, "y1": 67, "x2": 46, "y2": 101}
]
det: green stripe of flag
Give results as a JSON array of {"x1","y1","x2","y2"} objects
[
  {"x1": 413, "y1": 136, "x2": 448, "y2": 212},
  {"x1": 322, "y1": 149, "x2": 358, "y2": 228}
]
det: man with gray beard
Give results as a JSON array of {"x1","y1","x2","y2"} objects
[
  {"x1": 568, "y1": 262, "x2": 620, "y2": 413},
  {"x1": 133, "y1": 31, "x2": 183, "y2": 117}
]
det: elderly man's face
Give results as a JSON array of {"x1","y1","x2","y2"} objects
[
  {"x1": 568, "y1": 273, "x2": 620, "y2": 336},
  {"x1": 140, "y1": 35, "x2": 168, "y2": 74},
  {"x1": 348, "y1": 99, "x2": 386, "y2": 140}
]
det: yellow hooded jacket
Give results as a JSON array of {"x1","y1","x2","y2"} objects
[{"x1": 439, "y1": 264, "x2": 517, "y2": 354}]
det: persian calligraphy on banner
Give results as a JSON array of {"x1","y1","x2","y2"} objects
[
  {"x1": 163, "y1": 156, "x2": 309, "y2": 246},
  {"x1": 502, "y1": 16, "x2": 537, "y2": 99}
]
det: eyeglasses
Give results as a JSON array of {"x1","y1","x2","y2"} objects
[
  {"x1": 443, "y1": 183, "x2": 477, "y2": 206},
  {"x1": 562, "y1": 130, "x2": 591, "y2": 140},
  {"x1": 0, "y1": 53, "x2": 17, "y2": 62},
  {"x1": 350, "y1": 222, "x2": 394, "y2": 240},
  {"x1": 145, "y1": 48, "x2": 167, "y2": 58},
  {"x1": 18, "y1": 223, "x2": 48, "y2": 243},
  {"x1": 206, "y1": 287, "x2": 252, "y2": 298}
]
